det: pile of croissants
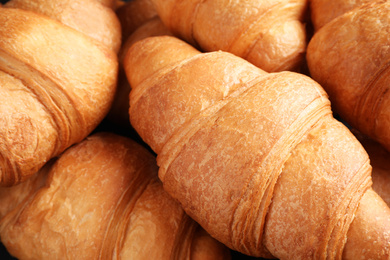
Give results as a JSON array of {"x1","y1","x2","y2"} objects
[{"x1": 1, "y1": 0, "x2": 390, "y2": 259}]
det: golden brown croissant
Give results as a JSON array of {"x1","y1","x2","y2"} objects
[
  {"x1": 0, "y1": 7, "x2": 117, "y2": 186},
  {"x1": 309, "y1": 0, "x2": 373, "y2": 31},
  {"x1": 306, "y1": 1, "x2": 390, "y2": 153},
  {"x1": 4, "y1": 0, "x2": 122, "y2": 53},
  {"x1": 124, "y1": 35, "x2": 390, "y2": 259},
  {"x1": 149, "y1": 0, "x2": 309, "y2": 72},
  {"x1": 0, "y1": 132, "x2": 231, "y2": 260}
]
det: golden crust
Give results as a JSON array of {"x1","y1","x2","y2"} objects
[
  {"x1": 5, "y1": 0, "x2": 122, "y2": 53},
  {"x1": 310, "y1": 0, "x2": 373, "y2": 31},
  {"x1": 0, "y1": 8, "x2": 117, "y2": 186},
  {"x1": 150, "y1": 0, "x2": 309, "y2": 72},
  {"x1": 125, "y1": 35, "x2": 390, "y2": 259},
  {"x1": 0, "y1": 132, "x2": 230, "y2": 259},
  {"x1": 307, "y1": 1, "x2": 390, "y2": 152}
]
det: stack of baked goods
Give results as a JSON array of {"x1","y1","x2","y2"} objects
[{"x1": 1, "y1": 0, "x2": 390, "y2": 259}]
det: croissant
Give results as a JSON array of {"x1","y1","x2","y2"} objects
[
  {"x1": 148, "y1": 0, "x2": 309, "y2": 73},
  {"x1": 309, "y1": 0, "x2": 373, "y2": 31},
  {"x1": 0, "y1": 7, "x2": 118, "y2": 186},
  {"x1": 306, "y1": 1, "x2": 390, "y2": 153},
  {"x1": 124, "y1": 35, "x2": 390, "y2": 259},
  {"x1": 0, "y1": 132, "x2": 231, "y2": 260}
]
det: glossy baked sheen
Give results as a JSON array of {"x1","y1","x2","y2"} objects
[{"x1": 125, "y1": 35, "x2": 390, "y2": 259}]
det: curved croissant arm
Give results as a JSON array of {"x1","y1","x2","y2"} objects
[
  {"x1": 0, "y1": 8, "x2": 117, "y2": 186},
  {"x1": 4, "y1": 0, "x2": 122, "y2": 53},
  {"x1": 309, "y1": 0, "x2": 373, "y2": 31},
  {"x1": 107, "y1": 0, "x2": 172, "y2": 128},
  {"x1": 124, "y1": 35, "x2": 390, "y2": 259},
  {"x1": 150, "y1": 0, "x2": 309, "y2": 73},
  {"x1": 108, "y1": 17, "x2": 172, "y2": 129},
  {"x1": 0, "y1": 132, "x2": 231, "y2": 260},
  {"x1": 307, "y1": 1, "x2": 390, "y2": 153}
]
